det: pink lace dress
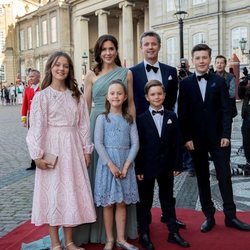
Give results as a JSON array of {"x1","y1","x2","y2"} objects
[{"x1": 26, "y1": 86, "x2": 96, "y2": 226}]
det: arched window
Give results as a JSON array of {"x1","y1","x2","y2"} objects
[
  {"x1": 231, "y1": 27, "x2": 247, "y2": 52},
  {"x1": 166, "y1": 37, "x2": 178, "y2": 67},
  {"x1": 193, "y1": 32, "x2": 206, "y2": 46}
]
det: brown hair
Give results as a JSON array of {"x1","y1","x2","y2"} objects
[
  {"x1": 93, "y1": 35, "x2": 122, "y2": 75},
  {"x1": 140, "y1": 31, "x2": 161, "y2": 46},
  {"x1": 103, "y1": 79, "x2": 133, "y2": 124},
  {"x1": 144, "y1": 79, "x2": 166, "y2": 95},
  {"x1": 41, "y1": 51, "x2": 81, "y2": 102},
  {"x1": 191, "y1": 44, "x2": 212, "y2": 57},
  {"x1": 215, "y1": 55, "x2": 227, "y2": 64}
]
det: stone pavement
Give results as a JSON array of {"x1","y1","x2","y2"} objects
[{"x1": 0, "y1": 103, "x2": 250, "y2": 238}]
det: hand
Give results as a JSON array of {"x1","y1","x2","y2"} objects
[
  {"x1": 120, "y1": 167, "x2": 128, "y2": 179},
  {"x1": 108, "y1": 161, "x2": 121, "y2": 178},
  {"x1": 173, "y1": 171, "x2": 181, "y2": 177},
  {"x1": 84, "y1": 154, "x2": 91, "y2": 168},
  {"x1": 137, "y1": 174, "x2": 144, "y2": 181},
  {"x1": 22, "y1": 121, "x2": 27, "y2": 127},
  {"x1": 185, "y1": 140, "x2": 194, "y2": 150},
  {"x1": 220, "y1": 138, "x2": 230, "y2": 147},
  {"x1": 34, "y1": 158, "x2": 49, "y2": 170}
]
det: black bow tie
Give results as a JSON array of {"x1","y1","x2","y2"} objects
[
  {"x1": 152, "y1": 110, "x2": 164, "y2": 116},
  {"x1": 146, "y1": 64, "x2": 159, "y2": 73},
  {"x1": 197, "y1": 73, "x2": 209, "y2": 81}
]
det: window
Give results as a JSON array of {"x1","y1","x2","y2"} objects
[
  {"x1": 193, "y1": 33, "x2": 206, "y2": 46},
  {"x1": 0, "y1": 7, "x2": 4, "y2": 16},
  {"x1": 20, "y1": 29, "x2": 25, "y2": 51},
  {"x1": 0, "y1": 30, "x2": 5, "y2": 52},
  {"x1": 166, "y1": 37, "x2": 178, "y2": 66},
  {"x1": 36, "y1": 24, "x2": 39, "y2": 47},
  {"x1": 42, "y1": 20, "x2": 48, "y2": 45},
  {"x1": 51, "y1": 16, "x2": 57, "y2": 43},
  {"x1": 0, "y1": 65, "x2": 6, "y2": 82},
  {"x1": 27, "y1": 27, "x2": 32, "y2": 49},
  {"x1": 193, "y1": 0, "x2": 206, "y2": 4},
  {"x1": 35, "y1": 58, "x2": 40, "y2": 72},
  {"x1": 231, "y1": 27, "x2": 247, "y2": 51},
  {"x1": 166, "y1": 0, "x2": 175, "y2": 12},
  {"x1": 20, "y1": 61, "x2": 26, "y2": 81}
]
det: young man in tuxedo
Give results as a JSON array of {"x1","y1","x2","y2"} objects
[
  {"x1": 21, "y1": 69, "x2": 40, "y2": 170},
  {"x1": 136, "y1": 80, "x2": 190, "y2": 249},
  {"x1": 178, "y1": 44, "x2": 250, "y2": 233},
  {"x1": 130, "y1": 31, "x2": 186, "y2": 242}
]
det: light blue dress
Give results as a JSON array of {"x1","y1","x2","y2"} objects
[{"x1": 94, "y1": 113, "x2": 139, "y2": 206}]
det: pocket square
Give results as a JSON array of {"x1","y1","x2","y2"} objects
[
  {"x1": 211, "y1": 82, "x2": 216, "y2": 87},
  {"x1": 168, "y1": 75, "x2": 173, "y2": 80},
  {"x1": 167, "y1": 119, "x2": 172, "y2": 124}
]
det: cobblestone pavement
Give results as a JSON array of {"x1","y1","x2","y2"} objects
[{"x1": 0, "y1": 103, "x2": 250, "y2": 238}]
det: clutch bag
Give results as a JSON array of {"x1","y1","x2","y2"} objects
[{"x1": 43, "y1": 152, "x2": 58, "y2": 168}]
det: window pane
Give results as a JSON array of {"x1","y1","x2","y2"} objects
[
  {"x1": 51, "y1": 16, "x2": 57, "y2": 43},
  {"x1": 0, "y1": 30, "x2": 5, "y2": 52},
  {"x1": 193, "y1": 0, "x2": 206, "y2": 5},
  {"x1": 20, "y1": 30, "x2": 25, "y2": 51},
  {"x1": 42, "y1": 20, "x2": 47, "y2": 45},
  {"x1": 36, "y1": 24, "x2": 39, "y2": 47},
  {"x1": 167, "y1": 37, "x2": 177, "y2": 66},
  {"x1": 166, "y1": 0, "x2": 175, "y2": 12},
  {"x1": 28, "y1": 27, "x2": 32, "y2": 49}
]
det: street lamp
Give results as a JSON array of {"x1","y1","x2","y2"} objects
[
  {"x1": 174, "y1": 0, "x2": 188, "y2": 59},
  {"x1": 239, "y1": 38, "x2": 250, "y2": 58},
  {"x1": 82, "y1": 52, "x2": 88, "y2": 76}
]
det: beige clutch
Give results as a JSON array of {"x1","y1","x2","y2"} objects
[{"x1": 43, "y1": 152, "x2": 58, "y2": 168}]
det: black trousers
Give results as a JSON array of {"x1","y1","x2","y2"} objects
[
  {"x1": 191, "y1": 144, "x2": 236, "y2": 219},
  {"x1": 242, "y1": 118, "x2": 250, "y2": 163},
  {"x1": 136, "y1": 171, "x2": 177, "y2": 234}
]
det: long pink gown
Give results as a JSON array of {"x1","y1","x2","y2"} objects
[{"x1": 26, "y1": 86, "x2": 96, "y2": 226}]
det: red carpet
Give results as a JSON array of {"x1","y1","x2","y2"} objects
[{"x1": 1, "y1": 208, "x2": 250, "y2": 250}]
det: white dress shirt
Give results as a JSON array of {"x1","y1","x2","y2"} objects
[
  {"x1": 144, "y1": 59, "x2": 163, "y2": 83},
  {"x1": 149, "y1": 106, "x2": 164, "y2": 137},
  {"x1": 196, "y1": 72, "x2": 207, "y2": 101}
]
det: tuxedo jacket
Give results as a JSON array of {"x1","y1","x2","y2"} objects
[
  {"x1": 130, "y1": 62, "x2": 178, "y2": 116},
  {"x1": 135, "y1": 109, "x2": 182, "y2": 180},
  {"x1": 21, "y1": 86, "x2": 40, "y2": 117},
  {"x1": 177, "y1": 73, "x2": 231, "y2": 148}
]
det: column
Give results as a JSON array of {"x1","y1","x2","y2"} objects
[
  {"x1": 144, "y1": 5, "x2": 149, "y2": 31},
  {"x1": 95, "y1": 9, "x2": 110, "y2": 37},
  {"x1": 73, "y1": 16, "x2": 89, "y2": 85},
  {"x1": 119, "y1": 1, "x2": 135, "y2": 67}
]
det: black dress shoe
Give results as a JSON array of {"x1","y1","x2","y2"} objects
[
  {"x1": 26, "y1": 166, "x2": 36, "y2": 170},
  {"x1": 225, "y1": 217, "x2": 250, "y2": 231},
  {"x1": 160, "y1": 215, "x2": 186, "y2": 229},
  {"x1": 200, "y1": 217, "x2": 215, "y2": 232},
  {"x1": 168, "y1": 232, "x2": 190, "y2": 248},
  {"x1": 139, "y1": 233, "x2": 155, "y2": 250}
]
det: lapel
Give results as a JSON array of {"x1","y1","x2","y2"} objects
[
  {"x1": 138, "y1": 62, "x2": 149, "y2": 84},
  {"x1": 145, "y1": 110, "x2": 160, "y2": 138},
  {"x1": 204, "y1": 73, "x2": 215, "y2": 103},
  {"x1": 159, "y1": 63, "x2": 169, "y2": 83},
  {"x1": 161, "y1": 111, "x2": 170, "y2": 138}
]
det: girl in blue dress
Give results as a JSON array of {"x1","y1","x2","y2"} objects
[{"x1": 94, "y1": 79, "x2": 139, "y2": 250}]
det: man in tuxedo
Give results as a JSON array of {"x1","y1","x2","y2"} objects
[
  {"x1": 130, "y1": 30, "x2": 178, "y2": 115},
  {"x1": 130, "y1": 31, "x2": 185, "y2": 249},
  {"x1": 136, "y1": 80, "x2": 190, "y2": 249},
  {"x1": 178, "y1": 44, "x2": 250, "y2": 233},
  {"x1": 21, "y1": 69, "x2": 40, "y2": 170}
]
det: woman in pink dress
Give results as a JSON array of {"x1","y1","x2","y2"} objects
[{"x1": 26, "y1": 51, "x2": 96, "y2": 250}]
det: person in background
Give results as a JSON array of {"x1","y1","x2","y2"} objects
[
  {"x1": 130, "y1": 30, "x2": 186, "y2": 234},
  {"x1": 136, "y1": 80, "x2": 190, "y2": 249},
  {"x1": 178, "y1": 43, "x2": 250, "y2": 233},
  {"x1": 176, "y1": 58, "x2": 195, "y2": 177},
  {"x1": 26, "y1": 51, "x2": 96, "y2": 250},
  {"x1": 94, "y1": 80, "x2": 139, "y2": 250},
  {"x1": 21, "y1": 69, "x2": 41, "y2": 170}
]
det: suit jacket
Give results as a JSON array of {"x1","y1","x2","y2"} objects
[
  {"x1": 177, "y1": 73, "x2": 231, "y2": 148},
  {"x1": 21, "y1": 86, "x2": 40, "y2": 117},
  {"x1": 135, "y1": 109, "x2": 182, "y2": 180},
  {"x1": 130, "y1": 62, "x2": 178, "y2": 116}
]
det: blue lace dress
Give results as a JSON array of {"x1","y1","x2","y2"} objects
[{"x1": 94, "y1": 113, "x2": 139, "y2": 206}]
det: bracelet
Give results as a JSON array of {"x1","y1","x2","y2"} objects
[{"x1": 21, "y1": 116, "x2": 27, "y2": 123}]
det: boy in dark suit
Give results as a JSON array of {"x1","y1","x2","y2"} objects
[
  {"x1": 136, "y1": 80, "x2": 190, "y2": 249},
  {"x1": 178, "y1": 44, "x2": 250, "y2": 233}
]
